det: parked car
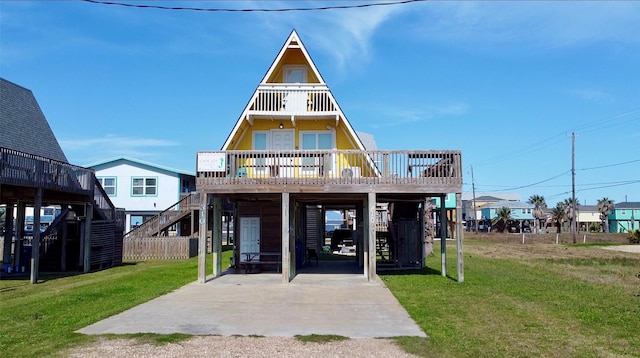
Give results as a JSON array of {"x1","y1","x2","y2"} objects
[{"x1": 330, "y1": 229, "x2": 353, "y2": 252}]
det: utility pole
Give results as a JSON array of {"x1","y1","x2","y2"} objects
[
  {"x1": 471, "y1": 165, "x2": 478, "y2": 234},
  {"x1": 571, "y1": 131, "x2": 577, "y2": 244}
]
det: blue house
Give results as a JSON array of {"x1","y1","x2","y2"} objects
[
  {"x1": 609, "y1": 202, "x2": 640, "y2": 233},
  {"x1": 480, "y1": 200, "x2": 535, "y2": 232}
]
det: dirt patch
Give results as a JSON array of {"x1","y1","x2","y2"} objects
[{"x1": 68, "y1": 336, "x2": 419, "y2": 358}]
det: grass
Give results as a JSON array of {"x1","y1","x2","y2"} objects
[
  {"x1": 295, "y1": 334, "x2": 350, "y2": 343},
  {"x1": 0, "y1": 249, "x2": 232, "y2": 357},
  {"x1": 382, "y1": 237, "x2": 640, "y2": 357},
  {"x1": 2, "y1": 236, "x2": 638, "y2": 357}
]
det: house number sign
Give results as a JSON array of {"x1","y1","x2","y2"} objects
[{"x1": 197, "y1": 152, "x2": 226, "y2": 172}]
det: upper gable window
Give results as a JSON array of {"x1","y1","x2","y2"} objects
[{"x1": 283, "y1": 66, "x2": 307, "y2": 83}]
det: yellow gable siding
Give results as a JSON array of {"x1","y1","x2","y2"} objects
[
  {"x1": 266, "y1": 49, "x2": 320, "y2": 84},
  {"x1": 232, "y1": 118, "x2": 358, "y2": 150}
]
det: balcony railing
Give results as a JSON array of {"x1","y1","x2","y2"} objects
[
  {"x1": 248, "y1": 84, "x2": 338, "y2": 117},
  {"x1": 196, "y1": 150, "x2": 462, "y2": 193},
  {"x1": 0, "y1": 146, "x2": 94, "y2": 195}
]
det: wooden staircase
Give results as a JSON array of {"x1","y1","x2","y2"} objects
[{"x1": 125, "y1": 193, "x2": 200, "y2": 238}]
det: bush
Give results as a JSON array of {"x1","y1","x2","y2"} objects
[{"x1": 628, "y1": 229, "x2": 640, "y2": 244}]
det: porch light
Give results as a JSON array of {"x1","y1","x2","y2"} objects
[{"x1": 279, "y1": 123, "x2": 284, "y2": 129}]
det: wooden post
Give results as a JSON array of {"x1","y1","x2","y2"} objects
[
  {"x1": 363, "y1": 196, "x2": 370, "y2": 280},
  {"x1": 197, "y1": 192, "x2": 207, "y2": 283},
  {"x1": 456, "y1": 193, "x2": 464, "y2": 283},
  {"x1": 212, "y1": 197, "x2": 222, "y2": 277},
  {"x1": 367, "y1": 192, "x2": 377, "y2": 282},
  {"x1": 30, "y1": 188, "x2": 43, "y2": 283},
  {"x1": 82, "y1": 202, "x2": 93, "y2": 274},
  {"x1": 15, "y1": 201, "x2": 25, "y2": 272},
  {"x1": 281, "y1": 192, "x2": 290, "y2": 283},
  {"x1": 2, "y1": 202, "x2": 14, "y2": 267},
  {"x1": 440, "y1": 195, "x2": 447, "y2": 278}
]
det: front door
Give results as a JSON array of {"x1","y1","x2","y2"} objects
[
  {"x1": 240, "y1": 217, "x2": 260, "y2": 262},
  {"x1": 270, "y1": 129, "x2": 295, "y2": 177}
]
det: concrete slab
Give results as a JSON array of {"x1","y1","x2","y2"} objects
[{"x1": 78, "y1": 268, "x2": 426, "y2": 338}]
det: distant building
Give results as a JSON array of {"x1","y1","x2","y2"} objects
[
  {"x1": 609, "y1": 202, "x2": 640, "y2": 233},
  {"x1": 86, "y1": 157, "x2": 195, "y2": 233}
]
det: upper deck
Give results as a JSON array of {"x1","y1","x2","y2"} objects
[{"x1": 196, "y1": 149, "x2": 462, "y2": 194}]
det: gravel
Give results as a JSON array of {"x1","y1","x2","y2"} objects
[{"x1": 68, "y1": 336, "x2": 420, "y2": 358}]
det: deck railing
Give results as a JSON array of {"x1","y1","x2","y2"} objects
[
  {"x1": 124, "y1": 192, "x2": 200, "y2": 238},
  {"x1": 0, "y1": 146, "x2": 93, "y2": 195},
  {"x1": 249, "y1": 84, "x2": 337, "y2": 116},
  {"x1": 196, "y1": 150, "x2": 462, "y2": 189}
]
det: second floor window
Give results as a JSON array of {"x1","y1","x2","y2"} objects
[
  {"x1": 98, "y1": 177, "x2": 117, "y2": 196},
  {"x1": 132, "y1": 177, "x2": 157, "y2": 196}
]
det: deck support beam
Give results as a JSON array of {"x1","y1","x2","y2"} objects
[
  {"x1": 31, "y1": 188, "x2": 43, "y2": 283},
  {"x1": 456, "y1": 192, "x2": 464, "y2": 282},
  {"x1": 2, "y1": 201, "x2": 14, "y2": 268},
  {"x1": 212, "y1": 197, "x2": 223, "y2": 278},
  {"x1": 440, "y1": 194, "x2": 447, "y2": 278},
  {"x1": 281, "y1": 192, "x2": 291, "y2": 283},
  {"x1": 366, "y1": 192, "x2": 377, "y2": 282},
  {"x1": 197, "y1": 192, "x2": 207, "y2": 283},
  {"x1": 82, "y1": 202, "x2": 92, "y2": 274}
]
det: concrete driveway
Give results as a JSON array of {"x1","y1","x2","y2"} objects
[{"x1": 78, "y1": 263, "x2": 425, "y2": 338}]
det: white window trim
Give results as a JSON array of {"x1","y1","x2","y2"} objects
[
  {"x1": 299, "y1": 130, "x2": 335, "y2": 174},
  {"x1": 283, "y1": 65, "x2": 308, "y2": 83},
  {"x1": 98, "y1": 176, "x2": 117, "y2": 197},
  {"x1": 253, "y1": 131, "x2": 269, "y2": 174}
]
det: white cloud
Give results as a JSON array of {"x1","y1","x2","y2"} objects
[
  {"x1": 59, "y1": 135, "x2": 179, "y2": 164},
  {"x1": 412, "y1": 2, "x2": 640, "y2": 49},
  {"x1": 370, "y1": 102, "x2": 469, "y2": 128}
]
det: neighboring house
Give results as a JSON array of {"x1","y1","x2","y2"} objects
[
  {"x1": 85, "y1": 157, "x2": 196, "y2": 233},
  {"x1": 462, "y1": 193, "x2": 521, "y2": 231},
  {"x1": 480, "y1": 200, "x2": 535, "y2": 233},
  {"x1": 609, "y1": 202, "x2": 640, "y2": 233},
  {"x1": 193, "y1": 30, "x2": 464, "y2": 283},
  {"x1": 1, "y1": 78, "x2": 123, "y2": 283},
  {"x1": 576, "y1": 205, "x2": 601, "y2": 232}
]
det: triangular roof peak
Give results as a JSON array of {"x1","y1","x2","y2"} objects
[{"x1": 259, "y1": 29, "x2": 326, "y2": 85}]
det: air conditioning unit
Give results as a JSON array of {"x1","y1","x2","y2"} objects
[{"x1": 341, "y1": 167, "x2": 361, "y2": 178}]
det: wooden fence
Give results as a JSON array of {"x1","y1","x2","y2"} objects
[{"x1": 123, "y1": 236, "x2": 198, "y2": 260}]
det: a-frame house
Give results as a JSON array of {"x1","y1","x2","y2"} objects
[{"x1": 196, "y1": 30, "x2": 464, "y2": 283}]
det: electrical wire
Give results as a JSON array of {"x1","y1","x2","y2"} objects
[{"x1": 80, "y1": 0, "x2": 428, "y2": 12}]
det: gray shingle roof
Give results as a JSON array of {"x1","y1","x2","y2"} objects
[
  {"x1": 0, "y1": 78, "x2": 68, "y2": 163},
  {"x1": 614, "y1": 202, "x2": 640, "y2": 209}
]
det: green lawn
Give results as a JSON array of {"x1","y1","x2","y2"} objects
[
  {"x1": 1, "y1": 239, "x2": 638, "y2": 357},
  {"x1": 382, "y1": 239, "x2": 640, "y2": 357},
  {"x1": 0, "y1": 249, "x2": 232, "y2": 357}
]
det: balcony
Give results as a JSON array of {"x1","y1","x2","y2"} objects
[
  {"x1": 196, "y1": 150, "x2": 462, "y2": 194},
  {"x1": 247, "y1": 84, "x2": 338, "y2": 119},
  {"x1": 0, "y1": 146, "x2": 94, "y2": 197}
]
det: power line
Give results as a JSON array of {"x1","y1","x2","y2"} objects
[
  {"x1": 580, "y1": 158, "x2": 640, "y2": 171},
  {"x1": 80, "y1": 0, "x2": 428, "y2": 12}
]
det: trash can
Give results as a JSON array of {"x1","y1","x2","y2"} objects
[{"x1": 21, "y1": 245, "x2": 32, "y2": 272}]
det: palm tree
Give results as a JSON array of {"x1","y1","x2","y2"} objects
[
  {"x1": 550, "y1": 204, "x2": 566, "y2": 234},
  {"x1": 597, "y1": 197, "x2": 615, "y2": 233},
  {"x1": 563, "y1": 198, "x2": 580, "y2": 243},
  {"x1": 528, "y1": 195, "x2": 547, "y2": 234},
  {"x1": 492, "y1": 207, "x2": 512, "y2": 233}
]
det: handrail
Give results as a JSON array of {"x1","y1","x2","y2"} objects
[
  {"x1": 124, "y1": 192, "x2": 200, "y2": 238},
  {"x1": 196, "y1": 149, "x2": 463, "y2": 186},
  {"x1": 0, "y1": 146, "x2": 93, "y2": 195}
]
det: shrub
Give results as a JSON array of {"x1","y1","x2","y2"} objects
[{"x1": 628, "y1": 229, "x2": 640, "y2": 244}]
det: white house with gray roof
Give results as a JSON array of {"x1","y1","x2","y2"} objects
[{"x1": 85, "y1": 157, "x2": 195, "y2": 233}]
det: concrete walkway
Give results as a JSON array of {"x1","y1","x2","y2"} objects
[{"x1": 78, "y1": 264, "x2": 425, "y2": 338}]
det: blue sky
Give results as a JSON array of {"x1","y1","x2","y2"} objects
[{"x1": 2, "y1": 1, "x2": 639, "y2": 207}]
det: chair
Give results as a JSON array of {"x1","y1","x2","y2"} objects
[{"x1": 307, "y1": 248, "x2": 318, "y2": 265}]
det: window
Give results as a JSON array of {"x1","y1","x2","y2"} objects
[
  {"x1": 132, "y1": 177, "x2": 157, "y2": 196},
  {"x1": 253, "y1": 132, "x2": 268, "y2": 171},
  {"x1": 98, "y1": 177, "x2": 117, "y2": 196},
  {"x1": 283, "y1": 65, "x2": 307, "y2": 83},
  {"x1": 300, "y1": 131, "x2": 333, "y2": 172}
]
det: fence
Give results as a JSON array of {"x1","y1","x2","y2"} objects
[{"x1": 123, "y1": 236, "x2": 198, "y2": 260}]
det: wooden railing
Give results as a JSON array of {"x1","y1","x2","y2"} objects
[
  {"x1": 196, "y1": 150, "x2": 462, "y2": 192},
  {"x1": 249, "y1": 84, "x2": 337, "y2": 116},
  {"x1": 124, "y1": 192, "x2": 200, "y2": 238},
  {"x1": 0, "y1": 146, "x2": 93, "y2": 195}
]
